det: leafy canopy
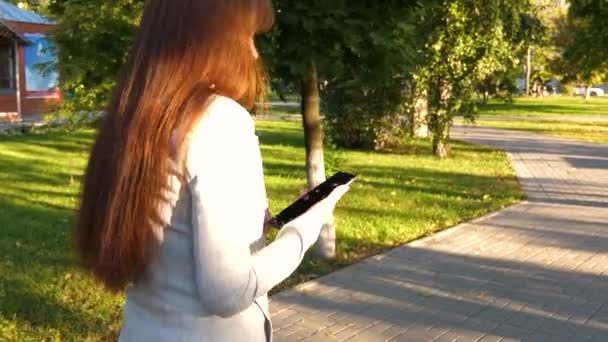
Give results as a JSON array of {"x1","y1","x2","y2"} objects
[
  {"x1": 560, "y1": 0, "x2": 608, "y2": 85},
  {"x1": 49, "y1": 0, "x2": 143, "y2": 112},
  {"x1": 418, "y1": 0, "x2": 539, "y2": 117},
  {"x1": 259, "y1": 0, "x2": 418, "y2": 92}
]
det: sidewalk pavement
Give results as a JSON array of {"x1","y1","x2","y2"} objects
[{"x1": 270, "y1": 126, "x2": 608, "y2": 342}]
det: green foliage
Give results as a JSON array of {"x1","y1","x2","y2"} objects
[
  {"x1": 415, "y1": 0, "x2": 539, "y2": 157},
  {"x1": 556, "y1": 0, "x2": 608, "y2": 88},
  {"x1": 517, "y1": 1, "x2": 567, "y2": 86},
  {"x1": 321, "y1": 145, "x2": 346, "y2": 177},
  {"x1": 260, "y1": 1, "x2": 419, "y2": 149},
  {"x1": 261, "y1": 1, "x2": 415, "y2": 87},
  {"x1": 565, "y1": 0, "x2": 608, "y2": 72},
  {"x1": 320, "y1": 3, "x2": 419, "y2": 149},
  {"x1": 323, "y1": 78, "x2": 410, "y2": 149},
  {"x1": 477, "y1": 68, "x2": 520, "y2": 103},
  {"x1": 49, "y1": 0, "x2": 143, "y2": 115},
  {"x1": 4, "y1": 0, "x2": 48, "y2": 12}
]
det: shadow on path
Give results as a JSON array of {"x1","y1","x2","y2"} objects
[{"x1": 271, "y1": 126, "x2": 608, "y2": 341}]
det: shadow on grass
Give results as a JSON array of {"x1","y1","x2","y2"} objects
[
  {"x1": 1, "y1": 276, "x2": 112, "y2": 338},
  {"x1": 0, "y1": 195, "x2": 121, "y2": 339},
  {"x1": 0, "y1": 130, "x2": 118, "y2": 338},
  {"x1": 256, "y1": 124, "x2": 304, "y2": 148},
  {"x1": 1, "y1": 130, "x2": 94, "y2": 153}
]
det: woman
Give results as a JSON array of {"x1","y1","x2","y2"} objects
[{"x1": 76, "y1": 1, "x2": 349, "y2": 341}]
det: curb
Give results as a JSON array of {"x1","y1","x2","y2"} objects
[{"x1": 273, "y1": 200, "x2": 528, "y2": 297}]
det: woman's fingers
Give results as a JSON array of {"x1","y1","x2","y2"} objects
[
  {"x1": 326, "y1": 185, "x2": 350, "y2": 204},
  {"x1": 310, "y1": 185, "x2": 350, "y2": 216}
]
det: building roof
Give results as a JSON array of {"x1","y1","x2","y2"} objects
[
  {"x1": 0, "y1": 21, "x2": 26, "y2": 42},
  {"x1": 0, "y1": 1, "x2": 51, "y2": 25}
]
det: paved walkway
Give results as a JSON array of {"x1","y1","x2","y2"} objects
[{"x1": 270, "y1": 126, "x2": 608, "y2": 342}]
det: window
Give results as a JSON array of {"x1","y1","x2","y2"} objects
[
  {"x1": 0, "y1": 42, "x2": 15, "y2": 90},
  {"x1": 24, "y1": 33, "x2": 58, "y2": 97}
]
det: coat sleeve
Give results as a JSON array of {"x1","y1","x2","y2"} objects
[{"x1": 186, "y1": 97, "x2": 317, "y2": 318}]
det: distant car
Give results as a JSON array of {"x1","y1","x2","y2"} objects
[{"x1": 575, "y1": 87, "x2": 605, "y2": 97}]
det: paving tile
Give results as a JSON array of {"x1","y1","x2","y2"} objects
[{"x1": 390, "y1": 325, "x2": 448, "y2": 341}]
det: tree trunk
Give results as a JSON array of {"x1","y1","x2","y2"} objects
[
  {"x1": 525, "y1": 46, "x2": 532, "y2": 96},
  {"x1": 431, "y1": 81, "x2": 452, "y2": 159},
  {"x1": 585, "y1": 86, "x2": 592, "y2": 101},
  {"x1": 412, "y1": 89, "x2": 429, "y2": 138},
  {"x1": 301, "y1": 62, "x2": 335, "y2": 260},
  {"x1": 432, "y1": 126, "x2": 451, "y2": 158}
]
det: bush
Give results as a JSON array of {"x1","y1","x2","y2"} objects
[
  {"x1": 560, "y1": 83, "x2": 577, "y2": 96},
  {"x1": 322, "y1": 78, "x2": 411, "y2": 150}
]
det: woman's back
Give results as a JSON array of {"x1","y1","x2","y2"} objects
[{"x1": 119, "y1": 96, "x2": 269, "y2": 341}]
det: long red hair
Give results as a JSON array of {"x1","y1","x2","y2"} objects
[{"x1": 77, "y1": 0, "x2": 274, "y2": 292}]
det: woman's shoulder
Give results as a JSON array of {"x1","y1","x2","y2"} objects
[
  {"x1": 202, "y1": 95, "x2": 254, "y2": 130},
  {"x1": 187, "y1": 95, "x2": 254, "y2": 149},
  {"x1": 184, "y1": 95, "x2": 257, "y2": 176}
]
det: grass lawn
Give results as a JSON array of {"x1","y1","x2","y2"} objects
[
  {"x1": 474, "y1": 120, "x2": 608, "y2": 144},
  {"x1": 261, "y1": 103, "x2": 300, "y2": 116},
  {"x1": 0, "y1": 121, "x2": 522, "y2": 340},
  {"x1": 477, "y1": 96, "x2": 608, "y2": 117},
  {"x1": 474, "y1": 96, "x2": 608, "y2": 144}
]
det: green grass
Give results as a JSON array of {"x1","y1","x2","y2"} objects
[
  {"x1": 475, "y1": 120, "x2": 608, "y2": 144},
  {"x1": 0, "y1": 122, "x2": 522, "y2": 340},
  {"x1": 267, "y1": 92, "x2": 299, "y2": 103},
  {"x1": 0, "y1": 131, "x2": 122, "y2": 341},
  {"x1": 477, "y1": 96, "x2": 608, "y2": 117},
  {"x1": 474, "y1": 96, "x2": 608, "y2": 144},
  {"x1": 261, "y1": 104, "x2": 300, "y2": 116}
]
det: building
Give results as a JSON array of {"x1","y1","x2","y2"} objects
[{"x1": 0, "y1": 1, "x2": 59, "y2": 122}]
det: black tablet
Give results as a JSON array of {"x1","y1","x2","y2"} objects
[{"x1": 269, "y1": 172, "x2": 356, "y2": 228}]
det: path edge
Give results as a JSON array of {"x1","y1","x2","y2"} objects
[{"x1": 272, "y1": 199, "x2": 528, "y2": 298}]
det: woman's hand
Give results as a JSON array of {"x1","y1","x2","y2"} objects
[
  {"x1": 280, "y1": 184, "x2": 350, "y2": 249},
  {"x1": 263, "y1": 187, "x2": 309, "y2": 234}
]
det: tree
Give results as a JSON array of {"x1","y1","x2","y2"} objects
[
  {"x1": 566, "y1": 0, "x2": 608, "y2": 70},
  {"x1": 558, "y1": 0, "x2": 608, "y2": 100},
  {"x1": 415, "y1": 0, "x2": 540, "y2": 158},
  {"x1": 5, "y1": 0, "x2": 48, "y2": 12},
  {"x1": 411, "y1": 80, "x2": 429, "y2": 138},
  {"x1": 321, "y1": 5, "x2": 418, "y2": 149},
  {"x1": 261, "y1": 1, "x2": 418, "y2": 258},
  {"x1": 518, "y1": 0, "x2": 569, "y2": 97},
  {"x1": 259, "y1": 1, "x2": 345, "y2": 259},
  {"x1": 48, "y1": 0, "x2": 143, "y2": 116}
]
